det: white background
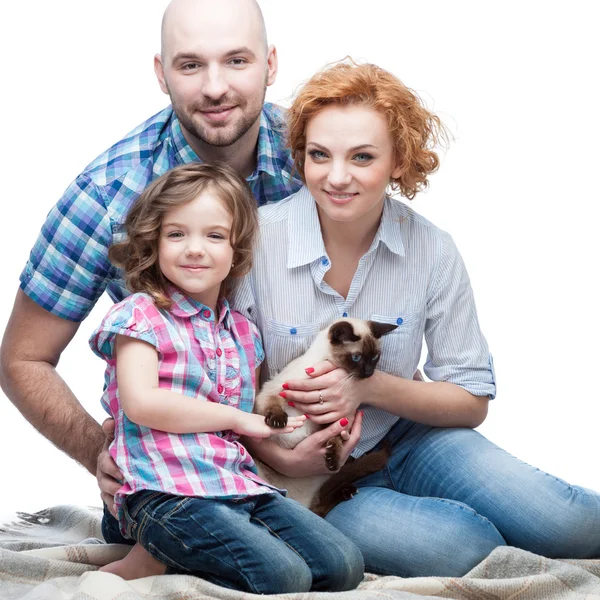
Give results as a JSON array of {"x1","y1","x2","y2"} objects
[{"x1": 1, "y1": 1, "x2": 599, "y2": 522}]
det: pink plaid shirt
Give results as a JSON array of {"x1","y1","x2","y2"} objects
[{"x1": 90, "y1": 288, "x2": 279, "y2": 532}]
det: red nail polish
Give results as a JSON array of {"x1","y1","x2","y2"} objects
[
  {"x1": 304, "y1": 414, "x2": 310, "y2": 419},
  {"x1": 287, "y1": 401, "x2": 295, "y2": 407},
  {"x1": 279, "y1": 391, "x2": 287, "y2": 398},
  {"x1": 305, "y1": 367, "x2": 315, "y2": 374},
  {"x1": 282, "y1": 383, "x2": 290, "y2": 390},
  {"x1": 340, "y1": 418, "x2": 349, "y2": 427}
]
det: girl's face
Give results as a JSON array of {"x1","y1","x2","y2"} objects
[
  {"x1": 158, "y1": 190, "x2": 234, "y2": 311},
  {"x1": 303, "y1": 104, "x2": 402, "y2": 225}
]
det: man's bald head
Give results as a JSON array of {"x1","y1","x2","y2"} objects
[{"x1": 161, "y1": 0, "x2": 268, "y2": 59}]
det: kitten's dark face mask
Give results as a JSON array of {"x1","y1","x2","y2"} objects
[{"x1": 328, "y1": 320, "x2": 397, "y2": 378}]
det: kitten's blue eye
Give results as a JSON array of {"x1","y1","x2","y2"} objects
[
  {"x1": 371, "y1": 354, "x2": 379, "y2": 362},
  {"x1": 351, "y1": 353, "x2": 361, "y2": 362}
]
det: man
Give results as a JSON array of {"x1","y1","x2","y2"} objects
[{"x1": 1, "y1": 0, "x2": 355, "y2": 514}]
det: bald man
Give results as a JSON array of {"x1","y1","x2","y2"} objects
[{"x1": 0, "y1": 0, "x2": 302, "y2": 489}]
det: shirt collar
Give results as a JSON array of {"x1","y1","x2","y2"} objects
[
  {"x1": 375, "y1": 196, "x2": 406, "y2": 257},
  {"x1": 170, "y1": 115, "x2": 200, "y2": 165},
  {"x1": 287, "y1": 187, "x2": 328, "y2": 268},
  {"x1": 167, "y1": 286, "x2": 231, "y2": 327},
  {"x1": 168, "y1": 104, "x2": 287, "y2": 179},
  {"x1": 286, "y1": 189, "x2": 405, "y2": 269}
]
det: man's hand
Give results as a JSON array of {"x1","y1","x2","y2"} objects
[
  {"x1": 282, "y1": 361, "x2": 365, "y2": 425},
  {"x1": 234, "y1": 411, "x2": 306, "y2": 438},
  {"x1": 97, "y1": 418, "x2": 122, "y2": 517}
]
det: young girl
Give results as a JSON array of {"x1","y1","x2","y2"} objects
[{"x1": 89, "y1": 163, "x2": 364, "y2": 593}]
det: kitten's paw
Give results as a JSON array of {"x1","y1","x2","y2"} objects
[
  {"x1": 341, "y1": 484, "x2": 358, "y2": 501},
  {"x1": 324, "y1": 436, "x2": 343, "y2": 471},
  {"x1": 264, "y1": 406, "x2": 288, "y2": 429}
]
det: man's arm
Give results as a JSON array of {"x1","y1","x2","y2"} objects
[{"x1": 0, "y1": 289, "x2": 104, "y2": 474}]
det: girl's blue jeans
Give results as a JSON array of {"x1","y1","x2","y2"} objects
[
  {"x1": 324, "y1": 419, "x2": 600, "y2": 577},
  {"x1": 104, "y1": 490, "x2": 363, "y2": 594},
  {"x1": 103, "y1": 419, "x2": 600, "y2": 579}
]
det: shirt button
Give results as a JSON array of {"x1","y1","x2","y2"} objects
[
  {"x1": 216, "y1": 348, "x2": 223, "y2": 357},
  {"x1": 203, "y1": 309, "x2": 211, "y2": 318},
  {"x1": 218, "y1": 384, "x2": 224, "y2": 394},
  {"x1": 290, "y1": 328, "x2": 298, "y2": 335},
  {"x1": 342, "y1": 312, "x2": 348, "y2": 318},
  {"x1": 396, "y1": 317, "x2": 404, "y2": 325},
  {"x1": 321, "y1": 257, "x2": 329, "y2": 266}
]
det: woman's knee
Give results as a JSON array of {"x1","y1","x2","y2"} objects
[
  {"x1": 514, "y1": 486, "x2": 600, "y2": 558},
  {"x1": 327, "y1": 490, "x2": 506, "y2": 578}
]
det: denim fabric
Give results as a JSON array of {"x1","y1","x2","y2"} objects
[
  {"x1": 325, "y1": 419, "x2": 600, "y2": 577},
  {"x1": 116, "y1": 490, "x2": 363, "y2": 594}
]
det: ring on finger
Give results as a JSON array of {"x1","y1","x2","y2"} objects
[{"x1": 318, "y1": 390, "x2": 324, "y2": 405}]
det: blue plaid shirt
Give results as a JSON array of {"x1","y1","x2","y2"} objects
[{"x1": 20, "y1": 104, "x2": 302, "y2": 322}]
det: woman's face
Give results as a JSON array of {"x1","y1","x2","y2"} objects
[{"x1": 304, "y1": 104, "x2": 402, "y2": 224}]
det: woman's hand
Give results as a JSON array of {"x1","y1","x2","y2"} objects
[
  {"x1": 281, "y1": 361, "x2": 366, "y2": 424},
  {"x1": 234, "y1": 411, "x2": 306, "y2": 438},
  {"x1": 97, "y1": 418, "x2": 122, "y2": 517},
  {"x1": 281, "y1": 411, "x2": 364, "y2": 477}
]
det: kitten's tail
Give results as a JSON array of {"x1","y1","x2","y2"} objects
[{"x1": 310, "y1": 441, "x2": 391, "y2": 517}]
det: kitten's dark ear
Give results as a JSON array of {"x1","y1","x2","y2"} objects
[
  {"x1": 368, "y1": 321, "x2": 398, "y2": 339},
  {"x1": 329, "y1": 321, "x2": 360, "y2": 345}
]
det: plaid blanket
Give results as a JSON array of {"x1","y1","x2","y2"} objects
[{"x1": 1, "y1": 505, "x2": 599, "y2": 599}]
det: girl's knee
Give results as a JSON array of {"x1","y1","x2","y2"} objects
[
  {"x1": 251, "y1": 561, "x2": 312, "y2": 595},
  {"x1": 325, "y1": 538, "x2": 365, "y2": 591}
]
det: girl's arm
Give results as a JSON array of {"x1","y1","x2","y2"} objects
[{"x1": 116, "y1": 335, "x2": 304, "y2": 437}]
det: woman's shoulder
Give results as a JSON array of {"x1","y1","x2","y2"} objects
[
  {"x1": 257, "y1": 187, "x2": 309, "y2": 225},
  {"x1": 388, "y1": 197, "x2": 454, "y2": 247}
]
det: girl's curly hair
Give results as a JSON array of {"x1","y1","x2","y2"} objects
[
  {"x1": 287, "y1": 59, "x2": 449, "y2": 200},
  {"x1": 109, "y1": 162, "x2": 258, "y2": 309}
]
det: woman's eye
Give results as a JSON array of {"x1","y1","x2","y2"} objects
[
  {"x1": 354, "y1": 153, "x2": 374, "y2": 163},
  {"x1": 351, "y1": 353, "x2": 361, "y2": 363},
  {"x1": 308, "y1": 149, "x2": 327, "y2": 161}
]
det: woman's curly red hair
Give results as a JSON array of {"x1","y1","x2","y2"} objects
[{"x1": 287, "y1": 59, "x2": 449, "y2": 200}]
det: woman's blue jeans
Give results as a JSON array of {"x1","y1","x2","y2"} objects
[
  {"x1": 324, "y1": 419, "x2": 600, "y2": 577},
  {"x1": 111, "y1": 490, "x2": 363, "y2": 594}
]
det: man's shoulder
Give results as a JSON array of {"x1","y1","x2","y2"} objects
[
  {"x1": 81, "y1": 106, "x2": 175, "y2": 189},
  {"x1": 262, "y1": 102, "x2": 288, "y2": 132}
]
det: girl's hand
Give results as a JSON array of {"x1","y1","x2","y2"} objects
[
  {"x1": 234, "y1": 412, "x2": 306, "y2": 439},
  {"x1": 282, "y1": 361, "x2": 366, "y2": 425}
]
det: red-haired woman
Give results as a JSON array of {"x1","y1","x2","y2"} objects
[{"x1": 235, "y1": 60, "x2": 600, "y2": 577}]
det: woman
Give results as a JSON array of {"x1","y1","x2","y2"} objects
[{"x1": 234, "y1": 60, "x2": 600, "y2": 577}]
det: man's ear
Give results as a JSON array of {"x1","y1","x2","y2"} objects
[
  {"x1": 329, "y1": 321, "x2": 360, "y2": 345},
  {"x1": 266, "y1": 45, "x2": 278, "y2": 87},
  {"x1": 154, "y1": 53, "x2": 169, "y2": 95},
  {"x1": 368, "y1": 321, "x2": 398, "y2": 339}
]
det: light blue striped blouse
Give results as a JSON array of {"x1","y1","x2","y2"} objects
[{"x1": 233, "y1": 186, "x2": 496, "y2": 457}]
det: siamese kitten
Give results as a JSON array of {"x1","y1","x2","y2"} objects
[{"x1": 254, "y1": 318, "x2": 396, "y2": 516}]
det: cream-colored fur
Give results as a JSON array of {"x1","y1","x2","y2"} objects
[{"x1": 254, "y1": 318, "x2": 375, "y2": 508}]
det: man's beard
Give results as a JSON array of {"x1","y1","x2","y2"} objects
[{"x1": 172, "y1": 88, "x2": 267, "y2": 148}]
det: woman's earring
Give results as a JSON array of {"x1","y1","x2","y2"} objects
[{"x1": 231, "y1": 262, "x2": 235, "y2": 268}]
